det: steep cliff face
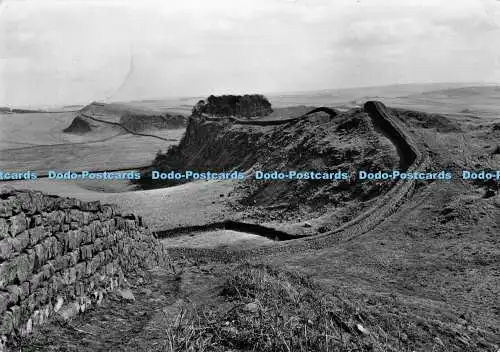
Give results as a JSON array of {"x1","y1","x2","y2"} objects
[
  {"x1": 120, "y1": 113, "x2": 186, "y2": 133},
  {"x1": 140, "y1": 108, "x2": 400, "y2": 222},
  {"x1": 63, "y1": 102, "x2": 187, "y2": 135},
  {"x1": 0, "y1": 188, "x2": 167, "y2": 346}
]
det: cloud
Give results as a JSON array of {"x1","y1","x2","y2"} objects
[{"x1": 0, "y1": 0, "x2": 499, "y2": 107}]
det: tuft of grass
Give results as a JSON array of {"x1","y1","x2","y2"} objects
[{"x1": 161, "y1": 263, "x2": 496, "y2": 352}]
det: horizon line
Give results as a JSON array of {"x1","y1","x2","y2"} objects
[{"x1": 3, "y1": 80, "x2": 499, "y2": 110}]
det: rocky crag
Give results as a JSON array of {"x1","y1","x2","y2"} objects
[
  {"x1": 139, "y1": 103, "x2": 401, "y2": 231},
  {"x1": 63, "y1": 102, "x2": 186, "y2": 135}
]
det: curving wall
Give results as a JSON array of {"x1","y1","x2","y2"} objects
[{"x1": 200, "y1": 106, "x2": 338, "y2": 126}]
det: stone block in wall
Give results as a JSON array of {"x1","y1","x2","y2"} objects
[
  {"x1": 0, "y1": 219, "x2": 8, "y2": 240},
  {"x1": 40, "y1": 263, "x2": 55, "y2": 283},
  {"x1": 67, "y1": 209, "x2": 90, "y2": 226},
  {"x1": 103, "y1": 219, "x2": 115, "y2": 235},
  {"x1": 34, "y1": 286, "x2": 49, "y2": 307},
  {"x1": 6, "y1": 286, "x2": 20, "y2": 307},
  {"x1": 0, "y1": 240, "x2": 13, "y2": 261},
  {"x1": 57, "y1": 197, "x2": 81, "y2": 210},
  {"x1": 107, "y1": 204, "x2": 121, "y2": 217},
  {"x1": 67, "y1": 230, "x2": 84, "y2": 251},
  {"x1": 54, "y1": 232, "x2": 68, "y2": 253},
  {"x1": 89, "y1": 221, "x2": 103, "y2": 238},
  {"x1": 85, "y1": 223, "x2": 96, "y2": 243},
  {"x1": 0, "y1": 203, "x2": 12, "y2": 218},
  {"x1": 20, "y1": 282, "x2": 29, "y2": 301},
  {"x1": 63, "y1": 284, "x2": 75, "y2": 301},
  {"x1": 68, "y1": 251, "x2": 79, "y2": 267},
  {"x1": 104, "y1": 261, "x2": 116, "y2": 276},
  {"x1": 16, "y1": 192, "x2": 44, "y2": 215},
  {"x1": 29, "y1": 271, "x2": 44, "y2": 295},
  {"x1": 80, "y1": 228, "x2": 91, "y2": 245},
  {"x1": 52, "y1": 255, "x2": 69, "y2": 272},
  {"x1": 80, "y1": 245, "x2": 92, "y2": 261},
  {"x1": 100, "y1": 205, "x2": 114, "y2": 220},
  {"x1": 80, "y1": 200, "x2": 101, "y2": 212},
  {"x1": 51, "y1": 224, "x2": 62, "y2": 233},
  {"x1": 103, "y1": 249, "x2": 113, "y2": 263},
  {"x1": 74, "y1": 262, "x2": 86, "y2": 281},
  {"x1": 93, "y1": 238, "x2": 103, "y2": 254},
  {"x1": 28, "y1": 226, "x2": 48, "y2": 247},
  {"x1": 105, "y1": 235, "x2": 117, "y2": 252},
  {"x1": 45, "y1": 211, "x2": 65, "y2": 228},
  {"x1": 46, "y1": 237, "x2": 59, "y2": 261},
  {"x1": 42, "y1": 196, "x2": 58, "y2": 210},
  {"x1": 115, "y1": 217, "x2": 125, "y2": 230},
  {"x1": 60, "y1": 267, "x2": 76, "y2": 286},
  {"x1": 47, "y1": 273, "x2": 61, "y2": 298},
  {"x1": 75, "y1": 282, "x2": 85, "y2": 297},
  {"x1": 0, "y1": 197, "x2": 21, "y2": 218},
  {"x1": 0, "y1": 292, "x2": 9, "y2": 316},
  {"x1": 30, "y1": 215, "x2": 42, "y2": 228},
  {"x1": 86, "y1": 255, "x2": 101, "y2": 276},
  {"x1": 33, "y1": 244, "x2": 48, "y2": 271},
  {"x1": 11, "y1": 230, "x2": 29, "y2": 253},
  {"x1": 23, "y1": 294, "x2": 36, "y2": 318},
  {"x1": 14, "y1": 253, "x2": 34, "y2": 283},
  {"x1": 8, "y1": 213, "x2": 27, "y2": 236},
  {"x1": 90, "y1": 213, "x2": 100, "y2": 223}
]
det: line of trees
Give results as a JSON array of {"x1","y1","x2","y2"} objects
[{"x1": 192, "y1": 94, "x2": 273, "y2": 117}]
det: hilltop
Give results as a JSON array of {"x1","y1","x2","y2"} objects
[{"x1": 63, "y1": 102, "x2": 187, "y2": 135}]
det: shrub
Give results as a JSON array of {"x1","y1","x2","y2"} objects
[{"x1": 192, "y1": 94, "x2": 273, "y2": 117}]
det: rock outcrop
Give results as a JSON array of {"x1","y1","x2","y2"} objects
[
  {"x1": 63, "y1": 102, "x2": 187, "y2": 135},
  {"x1": 120, "y1": 113, "x2": 186, "y2": 132}
]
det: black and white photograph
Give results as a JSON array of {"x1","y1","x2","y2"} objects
[{"x1": 0, "y1": 0, "x2": 499, "y2": 350}]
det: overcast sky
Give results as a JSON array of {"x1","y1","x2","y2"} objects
[{"x1": 1, "y1": 0, "x2": 499, "y2": 107}]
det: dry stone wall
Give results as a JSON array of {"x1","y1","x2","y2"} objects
[{"x1": 0, "y1": 188, "x2": 167, "y2": 345}]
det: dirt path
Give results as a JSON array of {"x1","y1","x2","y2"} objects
[{"x1": 20, "y1": 264, "x2": 224, "y2": 351}]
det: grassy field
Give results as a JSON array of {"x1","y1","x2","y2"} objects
[
  {"x1": 0, "y1": 112, "x2": 102, "y2": 149},
  {"x1": 0, "y1": 130, "x2": 184, "y2": 172}
]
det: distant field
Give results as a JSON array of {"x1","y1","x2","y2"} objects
[
  {"x1": 383, "y1": 87, "x2": 500, "y2": 118},
  {"x1": 268, "y1": 84, "x2": 500, "y2": 119},
  {"x1": 0, "y1": 111, "x2": 115, "y2": 149},
  {"x1": 0, "y1": 101, "x2": 186, "y2": 173},
  {"x1": 0, "y1": 129, "x2": 184, "y2": 172}
]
